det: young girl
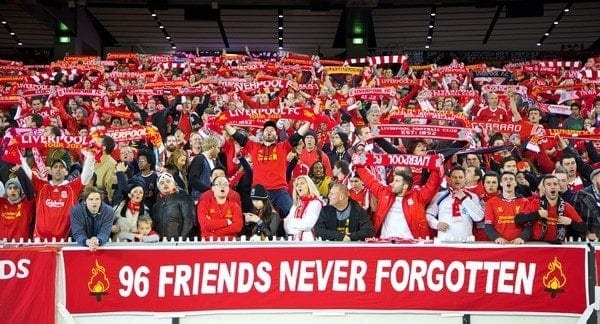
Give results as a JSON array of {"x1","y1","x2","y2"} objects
[
  {"x1": 113, "y1": 181, "x2": 149, "y2": 240},
  {"x1": 242, "y1": 184, "x2": 281, "y2": 240}
]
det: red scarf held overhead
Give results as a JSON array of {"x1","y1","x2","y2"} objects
[{"x1": 127, "y1": 200, "x2": 141, "y2": 213}]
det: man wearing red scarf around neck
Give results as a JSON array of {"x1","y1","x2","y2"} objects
[
  {"x1": 426, "y1": 166, "x2": 484, "y2": 241},
  {"x1": 515, "y1": 174, "x2": 585, "y2": 243}
]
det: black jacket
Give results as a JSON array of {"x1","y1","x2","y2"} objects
[
  {"x1": 241, "y1": 210, "x2": 281, "y2": 240},
  {"x1": 575, "y1": 186, "x2": 600, "y2": 236},
  {"x1": 314, "y1": 200, "x2": 375, "y2": 241},
  {"x1": 152, "y1": 191, "x2": 197, "y2": 240}
]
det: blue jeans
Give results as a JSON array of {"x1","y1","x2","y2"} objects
[
  {"x1": 268, "y1": 188, "x2": 292, "y2": 218},
  {"x1": 267, "y1": 188, "x2": 292, "y2": 238}
]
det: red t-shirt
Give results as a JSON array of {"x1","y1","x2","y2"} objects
[
  {"x1": 245, "y1": 140, "x2": 293, "y2": 190},
  {"x1": 484, "y1": 196, "x2": 530, "y2": 241},
  {"x1": 33, "y1": 176, "x2": 84, "y2": 240},
  {"x1": 475, "y1": 106, "x2": 511, "y2": 122},
  {"x1": 0, "y1": 198, "x2": 35, "y2": 240}
]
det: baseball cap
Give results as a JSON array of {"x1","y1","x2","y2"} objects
[{"x1": 263, "y1": 120, "x2": 277, "y2": 130}]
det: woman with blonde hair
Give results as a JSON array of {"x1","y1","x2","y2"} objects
[
  {"x1": 284, "y1": 175, "x2": 323, "y2": 241},
  {"x1": 165, "y1": 148, "x2": 190, "y2": 191}
]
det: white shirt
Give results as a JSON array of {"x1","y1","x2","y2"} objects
[
  {"x1": 426, "y1": 190, "x2": 484, "y2": 241},
  {"x1": 202, "y1": 151, "x2": 215, "y2": 170},
  {"x1": 380, "y1": 197, "x2": 414, "y2": 239}
]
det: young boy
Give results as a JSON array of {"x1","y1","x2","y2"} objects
[{"x1": 118, "y1": 216, "x2": 159, "y2": 242}]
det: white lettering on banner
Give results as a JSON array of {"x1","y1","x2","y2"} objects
[
  {"x1": 0, "y1": 259, "x2": 30, "y2": 279},
  {"x1": 472, "y1": 122, "x2": 522, "y2": 133},
  {"x1": 117, "y1": 258, "x2": 536, "y2": 298},
  {"x1": 388, "y1": 155, "x2": 431, "y2": 166},
  {"x1": 156, "y1": 261, "x2": 272, "y2": 297},
  {"x1": 20, "y1": 135, "x2": 92, "y2": 146},
  {"x1": 228, "y1": 108, "x2": 300, "y2": 118},
  {"x1": 279, "y1": 260, "x2": 367, "y2": 292},
  {"x1": 105, "y1": 129, "x2": 146, "y2": 142},
  {"x1": 374, "y1": 259, "x2": 535, "y2": 294},
  {"x1": 45, "y1": 199, "x2": 65, "y2": 208},
  {"x1": 119, "y1": 265, "x2": 150, "y2": 297}
]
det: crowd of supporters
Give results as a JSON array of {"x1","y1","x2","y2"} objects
[{"x1": 0, "y1": 50, "x2": 599, "y2": 248}]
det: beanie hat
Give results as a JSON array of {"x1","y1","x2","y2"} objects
[
  {"x1": 157, "y1": 172, "x2": 175, "y2": 185},
  {"x1": 5, "y1": 178, "x2": 23, "y2": 193},
  {"x1": 128, "y1": 178, "x2": 146, "y2": 192},
  {"x1": 249, "y1": 184, "x2": 269, "y2": 201},
  {"x1": 303, "y1": 130, "x2": 318, "y2": 142}
]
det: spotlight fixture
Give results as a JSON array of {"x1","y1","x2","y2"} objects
[
  {"x1": 148, "y1": 8, "x2": 175, "y2": 50},
  {"x1": 537, "y1": 2, "x2": 572, "y2": 46},
  {"x1": 277, "y1": 8, "x2": 283, "y2": 50},
  {"x1": 425, "y1": 6, "x2": 435, "y2": 47},
  {"x1": 0, "y1": 16, "x2": 22, "y2": 46}
]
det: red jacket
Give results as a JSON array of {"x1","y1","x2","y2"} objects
[
  {"x1": 519, "y1": 197, "x2": 582, "y2": 242},
  {"x1": 197, "y1": 194, "x2": 243, "y2": 240},
  {"x1": 356, "y1": 165, "x2": 441, "y2": 238}
]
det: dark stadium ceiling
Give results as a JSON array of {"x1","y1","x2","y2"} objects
[{"x1": 0, "y1": 0, "x2": 599, "y2": 56}]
